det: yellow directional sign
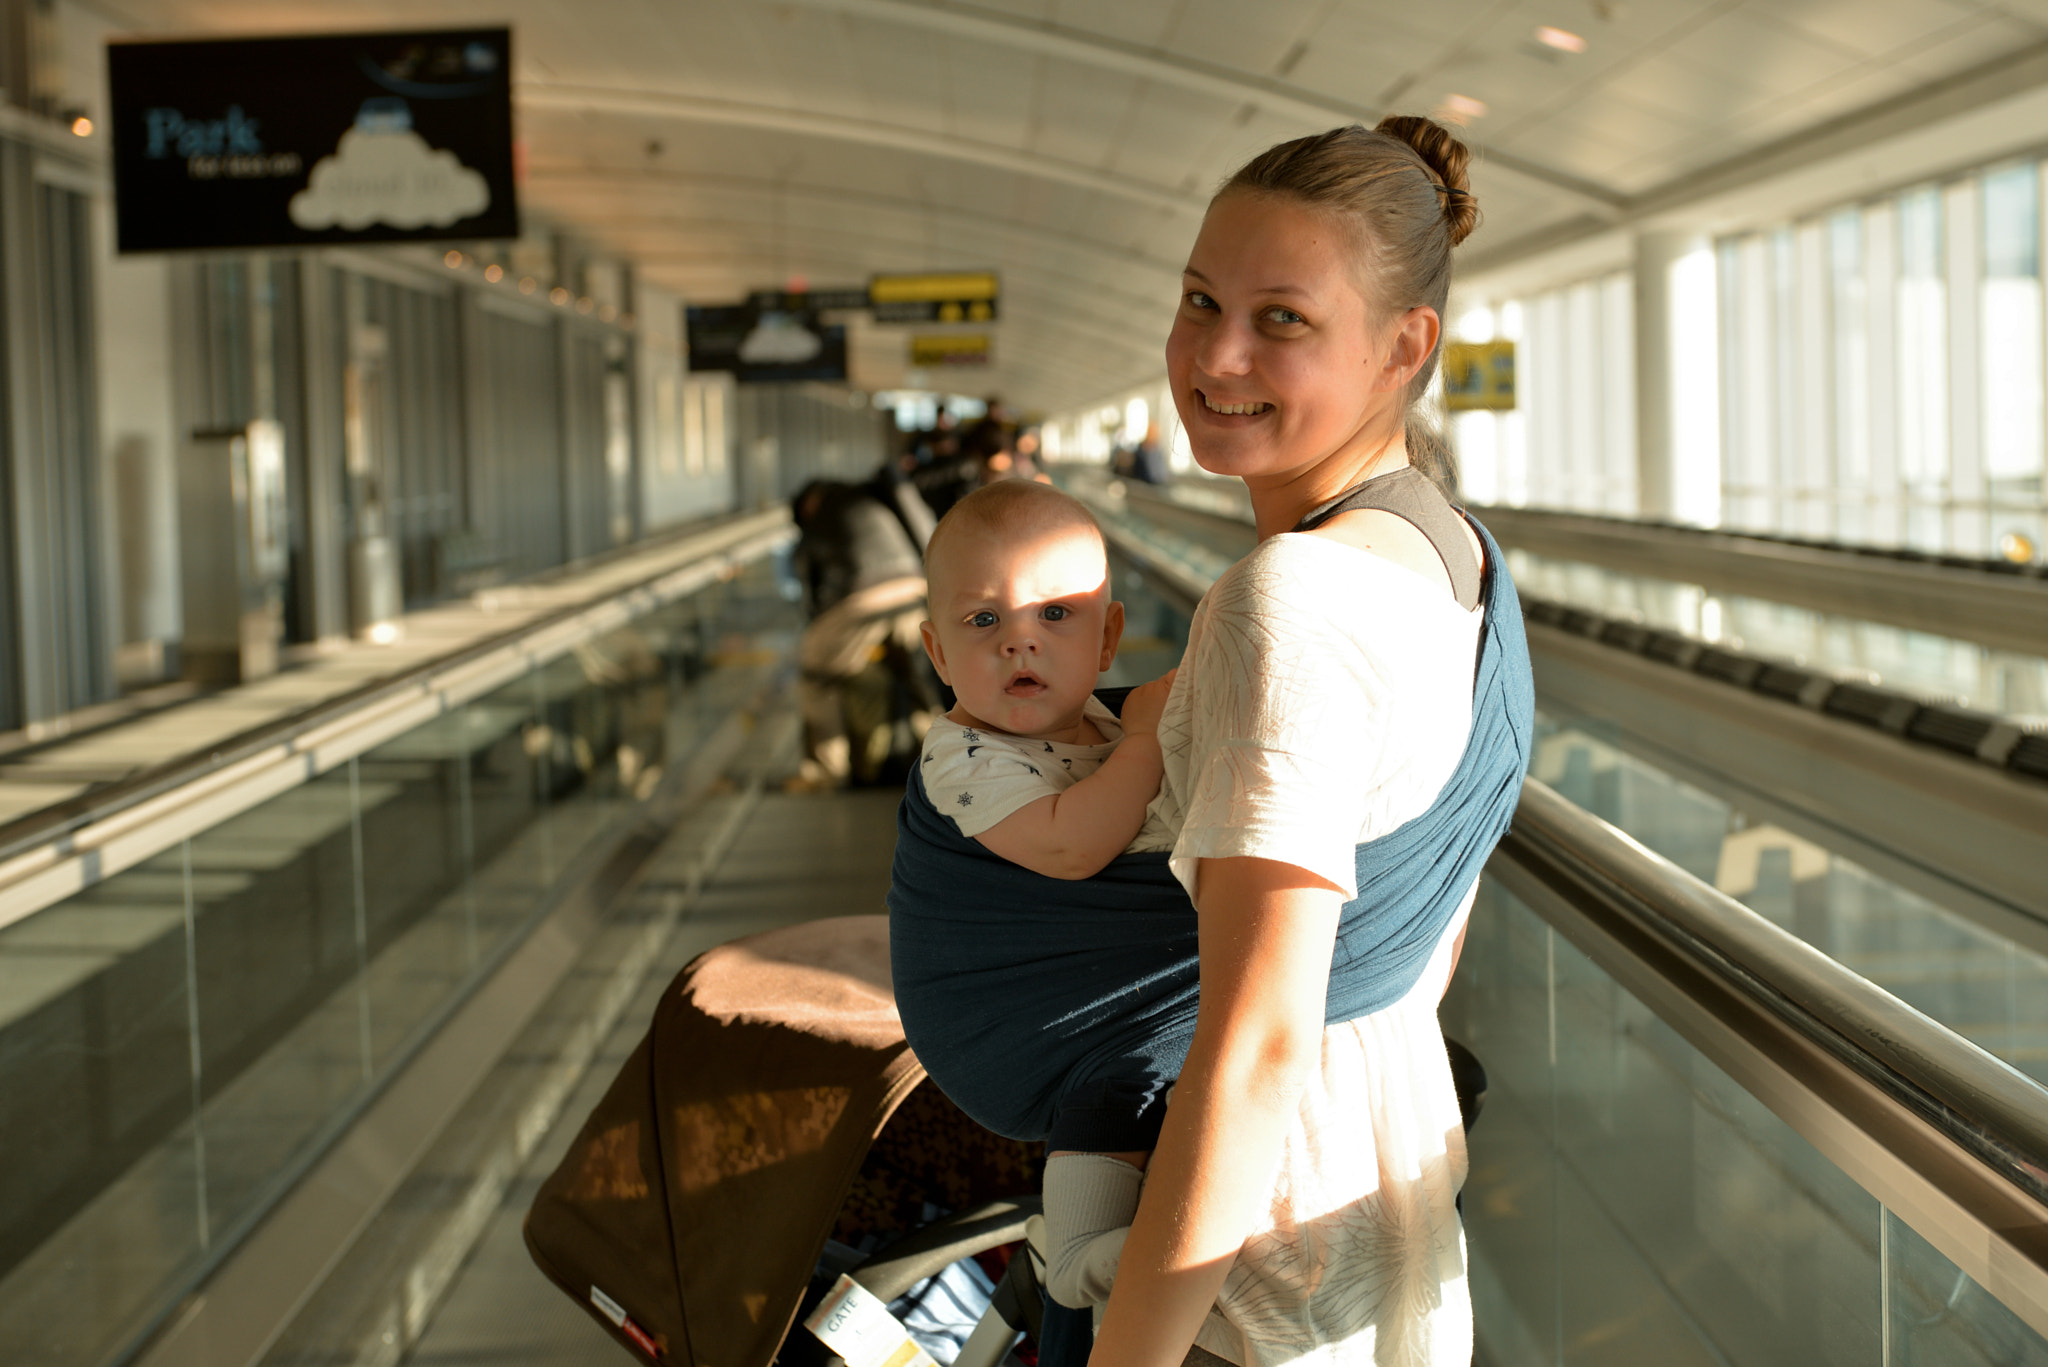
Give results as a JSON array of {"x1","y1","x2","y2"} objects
[
  {"x1": 871, "y1": 271, "x2": 1000, "y2": 323},
  {"x1": 1443, "y1": 340, "x2": 1515, "y2": 411},
  {"x1": 910, "y1": 334, "x2": 991, "y2": 367}
]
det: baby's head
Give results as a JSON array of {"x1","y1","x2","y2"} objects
[{"x1": 920, "y1": 481, "x2": 1123, "y2": 739}]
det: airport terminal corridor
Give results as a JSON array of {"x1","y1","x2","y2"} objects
[{"x1": 3, "y1": 3, "x2": 2048, "y2": 1366}]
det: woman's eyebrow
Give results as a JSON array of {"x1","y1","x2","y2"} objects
[{"x1": 1180, "y1": 267, "x2": 1316, "y2": 302}]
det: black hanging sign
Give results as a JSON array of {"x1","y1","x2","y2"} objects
[
  {"x1": 686, "y1": 304, "x2": 849, "y2": 384},
  {"x1": 107, "y1": 27, "x2": 519, "y2": 253}
]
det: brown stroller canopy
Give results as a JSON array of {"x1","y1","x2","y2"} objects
[{"x1": 526, "y1": 914, "x2": 925, "y2": 1366}]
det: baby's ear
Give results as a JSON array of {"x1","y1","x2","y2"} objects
[
  {"x1": 1099, "y1": 600, "x2": 1126, "y2": 669},
  {"x1": 919, "y1": 620, "x2": 951, "y2": 683}
]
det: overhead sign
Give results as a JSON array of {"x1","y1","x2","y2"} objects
[
  {"x1": 909, "y1": 334, "x2": 991, "y2": 367},
  {"x1": 1442, "y1": 340, "x2": 1516, "y2": 411},
  {"x1": 686, "y1": 304, "x2": 848, "y2": 384},
  {"x1": 870, "y1": 271, "x2": 999, "y2": 324},
  {"x1": 107, "y1": 28, "x2": 517, "y2": 253}
]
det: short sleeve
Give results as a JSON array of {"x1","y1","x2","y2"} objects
[
  {"x1": 1166, "y1": 543, "x2": 1394, "y2": 900},
  {"x1": 922, "y1": 730, "x2": 1065, "y2": 838}
]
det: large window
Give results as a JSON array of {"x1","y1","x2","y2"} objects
[
  {"x1": 1454, "y1": 274, "x2": 1634, "y2": 515},
  {"x1": 1715, "y1": 167, "x2": 2048, "y2": 557}
]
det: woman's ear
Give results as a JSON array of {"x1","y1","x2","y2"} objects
[
  {"x1": 1099, "y1": 599, "x2": 1127, "y2": 670},
  {"x1": 919, "y1": 620, "x2": 951, "y2": 684},
  {"x1": 1375, "y1": 306, "x2": 1441, "y2": 393}
]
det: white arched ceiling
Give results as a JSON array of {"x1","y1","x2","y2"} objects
[{"x1": 88, "y1": 0, "x2": 2048, "y2": 411}]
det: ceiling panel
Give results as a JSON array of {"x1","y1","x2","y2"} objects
[{"x1": 1772, "y1": 0, "x2": 1991, "y2": 57}]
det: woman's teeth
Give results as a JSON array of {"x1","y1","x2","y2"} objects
[{"x1": 1204, "y1": 397, "x2": 1272, "y2": 415}]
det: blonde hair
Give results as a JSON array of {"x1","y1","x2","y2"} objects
[{"x1": 1217, "y1": 116, "x2": 1479, "y2": 491}]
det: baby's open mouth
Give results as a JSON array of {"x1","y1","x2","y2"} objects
[{"x1": 1005, "y1": 670, "x2": 1047, "y2": 696}]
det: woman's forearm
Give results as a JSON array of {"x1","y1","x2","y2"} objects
[
  {"x1": 1086, "y1": 1021, "x2": 1314, "y2": 1365},
  {"x1": 1086, "y1": 857, "x2": 1342, "y2": 1367}
]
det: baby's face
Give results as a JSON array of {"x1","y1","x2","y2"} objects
[{"x1": 922, "y1": 521, "x2": 1123, "y2": 741}]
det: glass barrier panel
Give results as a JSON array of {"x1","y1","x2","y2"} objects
[
  {"x1": 1446, "y1": 879, "x2": 2048, "y2": 1366},
  {"x1": 0, "y1": 554, "x2": 797, "y2": 1367}
]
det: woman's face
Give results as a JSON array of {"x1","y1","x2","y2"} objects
[{"x1": 1165, "y1": 192, "x2": 1427, "y2": 487}]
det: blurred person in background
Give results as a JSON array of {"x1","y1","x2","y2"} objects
[
  {"x1": 790, "y1": 465, "x2": 941, "y2": 787},
  {"x1": 1113, "y1": 422, "x2": 1171, "y2": 485}
]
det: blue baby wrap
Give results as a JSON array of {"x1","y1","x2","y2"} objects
[{"x1": 886, "y1": 520, "x2": 1534, "y2": 1144}]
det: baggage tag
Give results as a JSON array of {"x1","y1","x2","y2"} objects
[{"x1": 804, "y1": 1274, "x2": 938, "y2": 1367}]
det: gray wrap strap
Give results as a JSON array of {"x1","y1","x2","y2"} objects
[{"x1": 1295, "y1": 465, "x2": 1482, "y2": 610}]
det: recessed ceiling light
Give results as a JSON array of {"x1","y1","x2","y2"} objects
[
  {"x1": 1438, "y1": 93, "x2": 1489, "y2": 125},
  {"x1": 1535, "y1": 25, "x2": 1587, "y2": 53}
]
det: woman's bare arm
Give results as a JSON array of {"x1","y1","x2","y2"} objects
[{"x1": 1086, "y1": 856, "x2": 1342, "y2": 1367}]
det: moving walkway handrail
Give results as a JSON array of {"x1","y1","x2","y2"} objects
[
  {"x1": 0, "y1": 508, "x2": 794, "y2": 929},
  {"x1": 1507, "y1": 779, "x2": 2048, "y2": 1210}
]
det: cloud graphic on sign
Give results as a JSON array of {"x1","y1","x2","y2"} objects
[
  {"x1": 289, "y1": 126, "x2": 490, "y2": 231},
  {"x1": 738, "y1": 313, "x2": 824, "y2": 365}
]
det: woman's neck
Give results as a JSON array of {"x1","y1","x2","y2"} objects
[{"x1": 1244, "y1": 426, "x2": 1411, "y2": 541}]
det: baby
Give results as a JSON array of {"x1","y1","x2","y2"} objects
[{"x1": 914, "y1": 479, "x2": 1174, "y2": 1312}]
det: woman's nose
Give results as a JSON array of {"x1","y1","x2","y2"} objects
[{"x1": 1196, "y1": 317, "x2": 1253, "y2": 377}]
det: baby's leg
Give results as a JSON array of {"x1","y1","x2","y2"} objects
[{"x1": 1034, "y1": 1148, "x2": 1149, "y2": 1309}]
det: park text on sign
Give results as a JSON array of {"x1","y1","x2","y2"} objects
[
  {"x1": 870, "y1": 271, "x2": 1000, "y2": 324},
  {"x1": 107, "y1": 28, "x2": 517, "y2": 253},
  {"x1": 910, "y1": 335, "x2": 991, "y2": 367},
  {"x1": 1443, "y1": 340, "x2": 1516, "y2": 412}
]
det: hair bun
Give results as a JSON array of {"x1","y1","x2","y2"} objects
[{"x1": 1374, "y1": 114, "x2": 1479, "y2": 247}]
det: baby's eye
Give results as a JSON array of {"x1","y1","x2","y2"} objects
[
  {"x1": 1042, "y1": 604, "x2": 1070, "y2": 622},
  {"x1": 968, "y1": 610, "x2": 998, "y2": 628}
]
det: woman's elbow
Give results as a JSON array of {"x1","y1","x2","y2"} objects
[{"x1": 1215, "y1": 1020, "x2": 1323, "y2": 1104}]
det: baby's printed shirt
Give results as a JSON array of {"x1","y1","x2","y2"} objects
[{"x1": 920, "y1": 696, "x2": 1126, "y2": 838}]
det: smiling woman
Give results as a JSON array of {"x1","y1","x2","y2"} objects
[{"x1": 1072, "y1": 118, "x2": 1530, "y2": 1367}]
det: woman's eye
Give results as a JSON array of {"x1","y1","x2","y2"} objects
[
  {"x1": 969, "y1": 611, "x2": 997, "y2": 628},
  {"x1": 1266, "y1": 306, "x2": 1305, "y2": 325},
  {"x1": 1042, "y1": 604, "x2": 1070, "y2": 622},
  {"x1": 1183, "y1": 291, "x2": 1217, "y2": 311}
]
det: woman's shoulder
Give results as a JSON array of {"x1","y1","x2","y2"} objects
[{"x1": 1206, "y1": 532, "x2": 1477, "y2": 631}]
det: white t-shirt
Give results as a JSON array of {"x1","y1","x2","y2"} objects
[
  {"x1": 920, "y1": 695, "x2": 1127, "y2": 838},
  {"x1": 1128, "y1": 530, "x2": 1486, "y2": 1367},
  {"x1": 1129, "y1": 532, "x2": 1482, "y2": 900}
]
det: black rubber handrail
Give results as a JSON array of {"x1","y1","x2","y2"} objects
[
  {"x1": 0, "y1": 511, "x2": 789, "y2": 871},
  {"x1": 1508, "y1": 778, "x2": 2048, "y2": 1208}
]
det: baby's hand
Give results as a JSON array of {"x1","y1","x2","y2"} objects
[{"x1": 1119, "y1": 669, "x2": 1178, "y2": 739}]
